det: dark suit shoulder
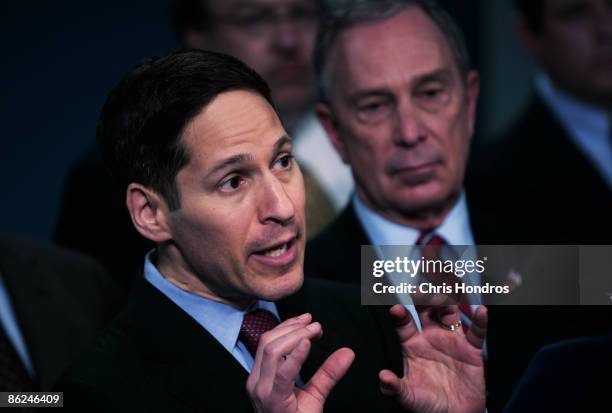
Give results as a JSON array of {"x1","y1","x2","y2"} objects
[
  {"x1": 0, "y1": 235, "x2": 121, "y2": 320},
  {"x1": 504, "y1": 336, "x2": 612, "y2": 413},
  {"x1": 0, "y1": 235, "x2": 106, "y2": 272},
  {"x1": 305, "y1": 205, "x2": 367, "y2": 284}
]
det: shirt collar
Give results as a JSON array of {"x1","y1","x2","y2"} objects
[
  {"x1": 143, "y1": 251, "x2": 280, "y2": 356},
  {"x1": 535, "y1": 71, "x2": 610, "y2": 141},
  {"x1": 352, "y1": 192, "x2": 475, "y2": 246}
]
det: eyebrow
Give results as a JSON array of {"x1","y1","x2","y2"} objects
[
  {"x1": 207, "y1": 135, "x2": 292, "y2": 177},
  {"x1": 349, "y1": 68, "x2": 453, "y2": 102}
]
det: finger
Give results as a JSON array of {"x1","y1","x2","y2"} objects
[
  {"x1": 257, "y1": 323, "x2": 323, "y2": 396},
  {"x1": 465, "y1": 305, "x2": 488, "y2": 349},
  {"x1": 303, "y1": 347, "x2": 355, "y2": 402},
  {"x1": 379, "y1": 369, "x2": 404, "y2": 397},
  {"x1": 418, "y1": 304, "x2": 459, "y2": 331},
  {"x1": 433, "y1": 304, "x2": 461, "y2": 332},
  {"x1": 389, "y1": 304, "x2": 418, "y2": 343},
  {"x1": 250, "y1": 315, "x2": 315, "y2": 385},
  {"x1": 273, "y1": 338, "x2": 312, "y2": 400}
]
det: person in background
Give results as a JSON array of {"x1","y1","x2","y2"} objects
[
  {"x1": 302, "y1": 1, "x2": 612, "y2": 410},
  {"x1": 0, "y1": 236, "x2": 120, "y2": 391},
  {"x1": 467, "y1": 0, "x2": 612, "y2": 244}
]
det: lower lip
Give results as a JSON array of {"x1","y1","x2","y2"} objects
[
  {"x1": 394, "y1": 163, "x2": 437, "y2": 183},
  {"x1": 250, "y1": 240, "x2": 299, "y2": 270}
]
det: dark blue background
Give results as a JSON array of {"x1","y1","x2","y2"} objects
[{"x1": 1, "y1": 2, "x2": 176, "y2": 239}]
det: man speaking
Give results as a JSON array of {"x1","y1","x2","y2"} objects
[{"x1": 60, "y1": 49, "x2": 487, "y2": 412}]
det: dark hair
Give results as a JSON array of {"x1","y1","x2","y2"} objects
[
  {"x1": 97, "y1": 49, "x2": 273, "y2": 210},
  {"x1": 513, "y1": 0, "x2": 545, "y2": 32},
  {"x1": 314, "y1": 0, "x2": 471, "y2": 103}
]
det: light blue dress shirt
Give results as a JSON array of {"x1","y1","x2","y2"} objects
[
  {"x1": 353, "y1": 192, "x2": 480, "y2": 331},
  {"x1": 535, "y1": 72, "x2": 612, "y2": 189},
  {"x1": 0, "y1": 273, "x2": 35, "y2": 377},
  {"x1": 143, "y1": 252, "x2": 281, "y2": 373}
]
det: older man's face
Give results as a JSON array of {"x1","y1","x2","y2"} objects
[
  {"x1": 165, "y1": 90, "x2": 306, "y2": 306},
  {"x1": 318, "y1": 7, "x2": 479, "y2": 226},
  {"x1": 199, "y1": 0, "x2": 319, "y2": 120}
]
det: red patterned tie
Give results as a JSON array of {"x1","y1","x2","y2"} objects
[
  {"x1": 416, "y1": 231, "x2": 473, "y2": 332},
  {"x1": 239, "y1": 309, "x2": 280, "y2": 357}
]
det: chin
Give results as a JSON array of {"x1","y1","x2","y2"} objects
[
  {"x1": 254, "y1": 270, "x2": 304, "y2": 302},
  {"x1": 395, "y1": 182, "x2": 453, "y2": 209}
]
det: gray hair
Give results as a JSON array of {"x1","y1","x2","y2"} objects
[{"x1": 314, "y1": 0, "x2": 471, "y2": 103}]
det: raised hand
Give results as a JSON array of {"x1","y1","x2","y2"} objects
[
  {"x1": 246, "y1": 313, "x2": 355, "y2": 413},
  {"x1": 379, "y1": 305, "x2": 487, "y2": 413}
]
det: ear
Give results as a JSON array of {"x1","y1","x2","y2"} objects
[
  {"x1": 465, "y1": 70, "x2": 480, "y2": 139},
  {"x1": 315, "y1": 103, "x2": 350, "y2": 164},
  {"x1": 126, "y1": 183, "x2": 173, "y2": 243},
  {"x1": 183, "y1": 29, "x2": 211, "y2": 49}
]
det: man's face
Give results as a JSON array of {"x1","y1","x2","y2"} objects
[
  {"x1": 197, "y1": 0, "x2": 318, "y2": 120},
  {"x1": 318, "y1": 7, "x2": 479, "y2": 226},
  {"x1": 166, "y1": 90, "x2": 306, "y2": 306},
  {"x1": 524, "y1": 0, "x2": 612, "y2": 106}
]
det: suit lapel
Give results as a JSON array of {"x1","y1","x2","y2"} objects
[
  {"x1": 125, "y1": 278, "x2": 253, "y2": 412},
  {"x1": 0, "y1": 243, "x2": 92, "y2": 390}
]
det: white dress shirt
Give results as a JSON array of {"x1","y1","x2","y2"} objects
[{"x1": 293, "y1": 113, "x2": 354, "y2": 210}]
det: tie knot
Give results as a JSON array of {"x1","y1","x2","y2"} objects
[
  {"x1": 239, "y1": 309, "x2": 279, "y2": 357},
  {"x1": 416, "y1": 231, "x2": 447, "y2": 246}
]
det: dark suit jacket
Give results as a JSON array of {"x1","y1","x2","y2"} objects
[
  {"x1": 504, "y1": 336, "x2": 612, "y2": 412},
  {"x1": 0, "y1": 236, "x2": 121, "y2": 390},
  {"x1": 466, "y1": 94, "x2": 612, "y2": 244},
  {"x1": 304, "y1": 205, "x2": 612, "y2": 412},
  {"x1": 60, "y1": 276, "x2": 404, "y2": 412}
]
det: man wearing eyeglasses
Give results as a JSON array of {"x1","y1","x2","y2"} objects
[{"x1": 171, "y1": 0, "x2": 354, "y2": 228}]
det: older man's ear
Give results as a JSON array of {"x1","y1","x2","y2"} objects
[{"x1": 316, "y1": 103, "x2": 350, "y2": 165}]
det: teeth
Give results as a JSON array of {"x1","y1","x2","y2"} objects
[{"x1": 263, "y1": 243, "x2": 288, "y2": 257}]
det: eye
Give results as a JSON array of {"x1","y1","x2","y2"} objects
[
  {"x1": 356, "y1": 98, "x2": 393, "y2": 123},
  {"x1": 415, "y1": 83, "x2": 450, "y2": 111},
  {"x1": 218, "y1": 175, "x2": 245, "y2": 193},
  {"x1": 422, "y1": 88, "x2": 443, "y2": 98},
  {"x1": 273, "y1": 154, "x2": 293, "y2": 171}
]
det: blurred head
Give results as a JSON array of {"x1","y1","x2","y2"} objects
[
  {"x1": 171, "y1": 0, "x2": 321, "y2": 129},
  {"x1": 314, "y1": 0, "x2": 479, "y2": 229},
  {"x1": 515, "y1": 0, "x2": 612, "y2": 109},
  {"x1": 98, "y1": 50, "x2": 305, "y2": 307}
]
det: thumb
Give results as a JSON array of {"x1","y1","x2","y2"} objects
[
  {"x1": 303, "y1": 347, "x2": 355, "y2": 402},
  {"x1": 379, "y1": 369, "x2": 403, "y2": 396}
]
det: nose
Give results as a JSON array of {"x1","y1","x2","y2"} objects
[
  {"x1": 258, "y1": 173, "x2": 296, "y2": 225},
  {"x1": 272, "y1": 20, "x2": 301, "y2": 52},
  {"x1": 392, "y1": 101, "x2": 427, "y2": 147}
]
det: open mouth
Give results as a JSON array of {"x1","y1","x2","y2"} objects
[
  {"x1": 257, "y1": 238, "x2": 295, "y2": 257},
  {"x1": 250, "y1": 235, "x2": 300, "y2": 270}
]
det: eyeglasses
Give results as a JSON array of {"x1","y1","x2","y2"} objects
[{"x1": 214, "y1": 6, "x2": 319, "y2": 36}]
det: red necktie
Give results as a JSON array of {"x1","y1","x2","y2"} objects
[
  {"x1": 416, "y1": 231, "x2": 473, "y2": 332},
  {"x1": 239, "y1": 309, "x2": 280, "y2": 357}
]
